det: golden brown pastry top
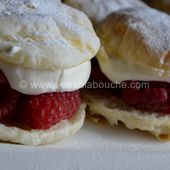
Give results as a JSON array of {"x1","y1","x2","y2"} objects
[{"x1": 97, "y1": 7, "x2": 170, "y2": 77}]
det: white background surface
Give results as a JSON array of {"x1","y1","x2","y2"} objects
[{"x1": 1, "y1": 120, "x2": 170, "y2": 170}]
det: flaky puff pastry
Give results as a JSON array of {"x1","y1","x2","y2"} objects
[
  {"x1": 64, "y1": 0, "x2": 146, "y2": 26},
  {"x1": 0, "y1": 0, "x2": 100, "y2": 70},
  {"x1": 82, "y1": 90, "x2": 170, "y2": 140},
  {"x1": 96, "y1": 7, "x2": 170, "y2": 78},
  {"x1": 149, "y1": 0, "x2": 170, "y2": 14}
]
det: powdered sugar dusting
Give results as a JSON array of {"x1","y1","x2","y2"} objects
[
  {"x1": 65, "y1": 0, "x2": 146, "y2": 24},
  {"x1": 0, "y1": 0, "x2": 100, "y2": 70},
  {"x1": 118, "y1": 7, "x2": 170, "y2": 63},
  {"x1": 0, "y1": 0, "x2": 61, "y2": 16}
]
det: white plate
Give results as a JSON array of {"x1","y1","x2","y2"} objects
[{"x1": 0, "y1": 120, "x2": 170, "y2": 170}]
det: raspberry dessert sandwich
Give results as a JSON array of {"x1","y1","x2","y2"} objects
[
  {"x1": 63, "y1": 0, "x2": 146, "y2": 27},
  {"x1": 83, "y1": 7, "x2": 170, "y2": 140},
  {"x1": 0, "y1": 0, "x2": 100, "y2": 145}
]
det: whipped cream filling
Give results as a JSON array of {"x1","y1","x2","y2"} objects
[
  {"x1": 98, "y1": 57, "x2": 170, "y2": 83},
  {"x1": 0, "y1": 61, "x2": 91, "y2": 95}
]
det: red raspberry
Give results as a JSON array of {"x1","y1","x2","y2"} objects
[
  {"x1": 0, "y1": 87, "x2": 21, "y2": 121},
  {"x1": 90, "y1": 60, "x2": 111, "y2": 83},
  {"x1": 21, "y1": 91, "x2": 81, "y2": 129},
  {"x1": 123, "y1": 87, "x2": 168, "y2": 105},
  {"x1": 0, "y1": 70, "x2": 8, "y2": 86},
  {"x1": 122, "y1": 81, "x2": 169, "y2": 113}
]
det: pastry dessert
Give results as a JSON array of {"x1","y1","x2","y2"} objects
[
  {"x1": 83, "y1": 7, "x2": 170, "y2": 140},
  {"x1": 0, "y1": 0, "x2": 100, "y2": 145},
  {"x1": 63, "y1": 0, "x2": 146, "y2": 26}
]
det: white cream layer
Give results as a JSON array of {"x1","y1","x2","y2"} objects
[
  {"x1": 98, "y1": 57, "x2": 170, "y2": 82},
  {"x1": 0, "y1": 61, "x2": 91, "y2": 95}
]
